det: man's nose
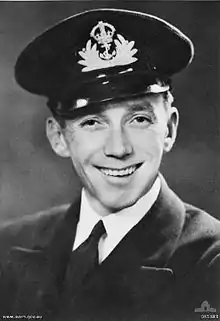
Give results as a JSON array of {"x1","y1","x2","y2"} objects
[{"x1": 104, "y1": 129, "x2": 133, "y2": 158}]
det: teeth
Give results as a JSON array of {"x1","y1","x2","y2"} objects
[{"x1": 100, "y1": 166, "x2": 137, "y2": 177}]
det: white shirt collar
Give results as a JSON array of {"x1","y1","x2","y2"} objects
[{"x1": 73, "y1": 176, "x2": 161, "y2": 258}]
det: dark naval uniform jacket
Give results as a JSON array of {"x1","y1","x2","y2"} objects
[{"x1": 0, "y1": 176, "x2": 220, "y2": 321}]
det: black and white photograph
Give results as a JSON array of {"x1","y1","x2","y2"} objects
[{"x1": 0, "y1": 1, "x2": 219, "y2": 320}]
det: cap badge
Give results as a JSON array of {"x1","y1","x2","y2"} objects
[{"x1": 78, "y1": 21, "x2": 138, "y2": 72}]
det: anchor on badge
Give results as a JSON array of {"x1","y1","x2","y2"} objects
[
  {"x1": 90, "y1": 21, "x2": 116, "y2": 60},
  {"x1": 78, "y1": 20, "x2": 138, "y2": 72}
]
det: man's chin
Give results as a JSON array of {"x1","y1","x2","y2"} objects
[{"x1": 97, "y1": 193, "x2": 140, "y2": 214}]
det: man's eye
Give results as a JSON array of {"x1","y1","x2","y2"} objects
[
  {"x1": 130, "y1": 116, "x2": 151, "y2": 126},
  {"x1": 80, "y1": 118, "x2": 103, "y2": 129},
  {"x1": 82, "y1": 119, "x2": 97, "y2": 126}
]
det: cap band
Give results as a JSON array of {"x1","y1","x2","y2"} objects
[{"x1": 49, "y1": 74, "x2": 170, "y2": 118}]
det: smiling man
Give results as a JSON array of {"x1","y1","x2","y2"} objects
[
  {"x1": 48, "y1": 93, "x2": 177, "y2": 216},
  {"x1": 0, "y1": 8, "x2": 220, "y2": 321}
]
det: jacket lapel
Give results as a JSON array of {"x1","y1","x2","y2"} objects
[{"x1": 79, "y1": 175, "x2": 185, "y2": 310}]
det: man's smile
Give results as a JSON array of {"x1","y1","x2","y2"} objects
[{"x1": 95, "y1": 163, "x2": 143, "y2": 177}]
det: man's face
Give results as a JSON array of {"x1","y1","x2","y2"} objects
[{"x1": 47, "y1": 93, "x2": 178, "y2": 214}]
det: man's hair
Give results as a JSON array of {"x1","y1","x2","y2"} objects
[{"x1": 162, "y1": 90, "x2": 174, "y2": 112}]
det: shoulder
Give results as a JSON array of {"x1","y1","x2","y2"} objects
[
  {"x1": 159, "y1": 176, "x2": 220, "y2": 260},
  {"x1": 182, "y1": 202, "x2": 220, "y2": 245},
  {"x1": 171, "y1": 201, "x2": 220, "y2": 274},
  {"x1": 0, "y1": 203, "x2": 71, "y2": 254}
]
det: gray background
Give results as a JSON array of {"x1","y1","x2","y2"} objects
[{"x1": 0, "y1": 1, "x2": 219, "y2": 222}]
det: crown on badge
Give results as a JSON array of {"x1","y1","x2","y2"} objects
[{"x1": 78, "y1": 21, "x2": 138, "y2": 72}]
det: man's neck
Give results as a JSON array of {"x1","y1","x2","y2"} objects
[{"x1": 83, "y1": 190, "x2": 113, "y2": 217}]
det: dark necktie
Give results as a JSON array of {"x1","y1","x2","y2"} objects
[{"x1": 64, "y1": 220, "x2": 106, "y2": 296}]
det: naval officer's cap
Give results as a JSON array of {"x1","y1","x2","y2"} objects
[{"x1": 15, "y1": 8, "x2": 194, "y2": 119}]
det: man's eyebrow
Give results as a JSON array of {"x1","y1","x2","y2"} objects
[
  {"x1": 126, "y1": 103, "x2": 157, "y2": 119},
  {"x1": 127, "y1": 103, "x2": 154, "y2": 112}
]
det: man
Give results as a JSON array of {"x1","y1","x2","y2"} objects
[{"x1": 0, "y1": 8, "x2": 219, "y2": 321}]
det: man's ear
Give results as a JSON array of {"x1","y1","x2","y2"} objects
[
  {"x1": 46, "y1": 117, "x2": 70, "y2": 157},
  {"x1": 163, "y1": 107, "x2": 179, "y2": 153}
]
